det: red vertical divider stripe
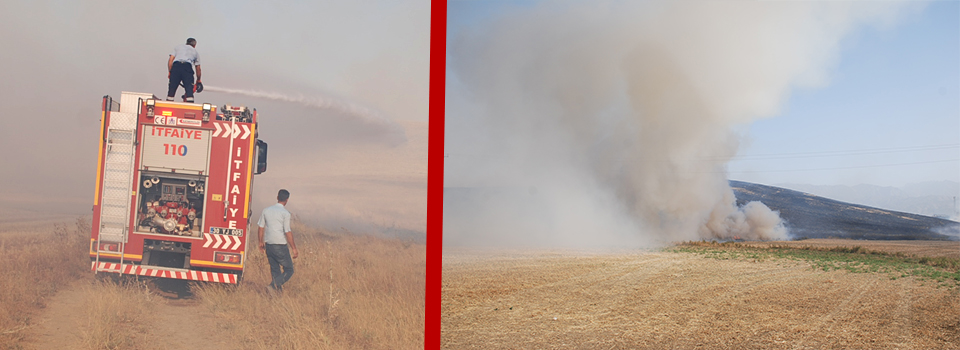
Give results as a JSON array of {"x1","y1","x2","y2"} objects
[{"x1": 426, "y1": 0, "x2": 447, "y2": 348}]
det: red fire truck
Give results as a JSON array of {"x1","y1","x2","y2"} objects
[{"x1": 90, "y1": 91, "x2": 268, "y2": 284}]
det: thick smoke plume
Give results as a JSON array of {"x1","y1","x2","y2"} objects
[
  {"x1": 205, "y1": 85, "x2": 405, "y2": 142},
  {"x1": 445, "y1": 1, "x2": 917, "y2": 247}
]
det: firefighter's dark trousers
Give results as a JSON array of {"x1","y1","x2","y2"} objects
[{"x1": 167, "y1": 61, "x2": 195, "y2": 102}]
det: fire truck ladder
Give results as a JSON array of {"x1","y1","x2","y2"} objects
[{"x1": 95, "y1": 111, "x2": 138, "y2": 275}]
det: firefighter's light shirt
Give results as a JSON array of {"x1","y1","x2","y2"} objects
[
  {"x1": 258, "y1": 203, "x2": 291, "y2": 244},
  {"x1": 171, "y1": 44, "x2": 201, "y2": 66}
]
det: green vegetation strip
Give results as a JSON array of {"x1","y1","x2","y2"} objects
[{"x1": 671, "y1": 241, "x2": 960, "y2": 288}]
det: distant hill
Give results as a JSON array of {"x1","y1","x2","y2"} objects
[
  {"x1": 731, "y1": 181, "x2": 959, "y2": 241},
  {"x1": 774, "y1": 181, "x2": 959, "y2": 219}
]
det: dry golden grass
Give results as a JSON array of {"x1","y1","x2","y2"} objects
[
  {"x1": 195, "y1": 219, "x2": 425, "y2": 350},
  {"x1": 442, "y1": 246, "x2": 960, "y2": 349},
  {"x1": 77, "y1": 280, "x2": 158, "y2": 350},
  {"x1": 1, "y1": 213, "x2": 424, "y2": 350},
  {"x1": 0, "y1": 217, "x2": 88, "y2": 348}
]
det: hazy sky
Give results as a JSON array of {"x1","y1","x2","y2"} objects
[
  {"x1": 446, "y1": 0, "x2": 959, "y2": 189},
  {"x1": 0, "y1": 1, "x2": 430, "y2": 215}
]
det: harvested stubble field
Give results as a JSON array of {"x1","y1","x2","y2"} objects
[{"x1": 441, "y1": 240, "x2": 960, "y2": 349}]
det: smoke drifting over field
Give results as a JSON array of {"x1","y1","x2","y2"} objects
[
  {"x1": 206, "y1": 85, "x2": 406, "y2": 145},
  {"x1": 445, "y1": 1, "x2": 920, "y2": 247}
]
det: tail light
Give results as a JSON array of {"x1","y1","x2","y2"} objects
[
  {"x1": 214, "y1": 252, "x2": 242, "y2": 264},
  {"x1": 98, "y1": 242, "x2": 120, "y2": 252}
]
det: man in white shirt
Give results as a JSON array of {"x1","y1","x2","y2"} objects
[
  {"x1": 257, "y1": 189, "x2": 298, "y2": 292},
  {"x1": 167, "y1": 38, "x2": 202, "y2": 102}
]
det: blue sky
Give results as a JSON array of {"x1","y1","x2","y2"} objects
[
  {"x1": 729, "y1": 0, "x2": 959, "y2": 187},
  {"x1": 446, "y1": 0, "x2": 959, "y2": 188}
]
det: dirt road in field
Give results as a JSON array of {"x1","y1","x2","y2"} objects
[
  {"x1": 442, "y1": 246, "x2": 960, "y2": 349},
  {"x1": 24, "y1": 279, "x2": 237, "y2": 350}
]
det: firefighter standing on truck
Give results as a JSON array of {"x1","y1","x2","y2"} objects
[{"x1": 167, "y1": 37, "x2": 201, "y2": 102}]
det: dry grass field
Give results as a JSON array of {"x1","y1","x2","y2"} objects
[
  {"x1": 194, "y1": 219, "x2": 425, "y2": 350},
  {"x1": 442, "y1": 241, "x2": 960, "y2": 349},
  {"x1": 0, "y1": 216, "x2": 89, "y2": 348},
  {"x1": 1, "y1": 216, "x2": 424, "y2": 350}
]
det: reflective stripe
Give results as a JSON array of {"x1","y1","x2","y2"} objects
[
  {"x1": 94, "y1": 110, "x2": 106, "y2": 205},
  {"x1": 91, "y1": 263, "x2": 238, "y2": 284}
]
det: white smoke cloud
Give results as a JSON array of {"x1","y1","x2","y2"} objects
[
  {"x1": 205, "y1": 85, "x2": 405, "y2": 141},
  {"x1": 444, "y1": 1, "x2": 922, "y2": 247}
]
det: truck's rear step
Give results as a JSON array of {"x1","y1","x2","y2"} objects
[{"x1": 92, "y1": 261, "x2": 239, "y2": 284}]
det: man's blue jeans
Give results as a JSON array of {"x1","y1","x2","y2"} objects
[{"x1": 265, "y1": 244, "x2": 294, "y2": 290}]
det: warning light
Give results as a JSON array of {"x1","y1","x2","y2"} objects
[
  {"x1": 201, "y1": 103, "x2": 212, "y2": 122},
  {"x1": 161, "y1": 110, "x2": 173, "y2": 117},
  {"x1": 145, "y1": 99, "x2": 155, "y2": 117}
]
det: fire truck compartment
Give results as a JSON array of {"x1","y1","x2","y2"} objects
[
  {"x1": 136, "y1": 172, "x2": 206, "y2": 238},
  {"x1": 142, "y1": 239, "x2": 191, "y2": 269}
]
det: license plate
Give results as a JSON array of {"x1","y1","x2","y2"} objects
[{"x1": 209, "y1": 227, "x2": 243, "y2": 236}]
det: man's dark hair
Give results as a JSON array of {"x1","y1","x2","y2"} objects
[
  {"x1": 186, "y1": 38, "x2": 197, "y2": 45},
  {"x1": 278, "y1": 189, "x2": 290, "y2": 202}
]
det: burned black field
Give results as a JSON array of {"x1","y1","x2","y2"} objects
[{"x1": 731, "y1": 181, "x2": 959, "y2": 241}]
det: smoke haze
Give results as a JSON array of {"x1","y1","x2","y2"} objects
[
  {"x1": 205, "y1": 85, "x2": 407, "y2": 145},
  {"x1": 0, "y1": 1, "x2": 429, "y2": 237},
  {"x1": 444, "y1": 1, "x2": 922, "y2": 247}
]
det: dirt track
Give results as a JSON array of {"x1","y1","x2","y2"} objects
[
  {"x1": 24, "y1": 279, "x2": 236, "y2": 350},
  {"x1": 442, "y1": 246, "x2": 960, "y2": 349}
]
